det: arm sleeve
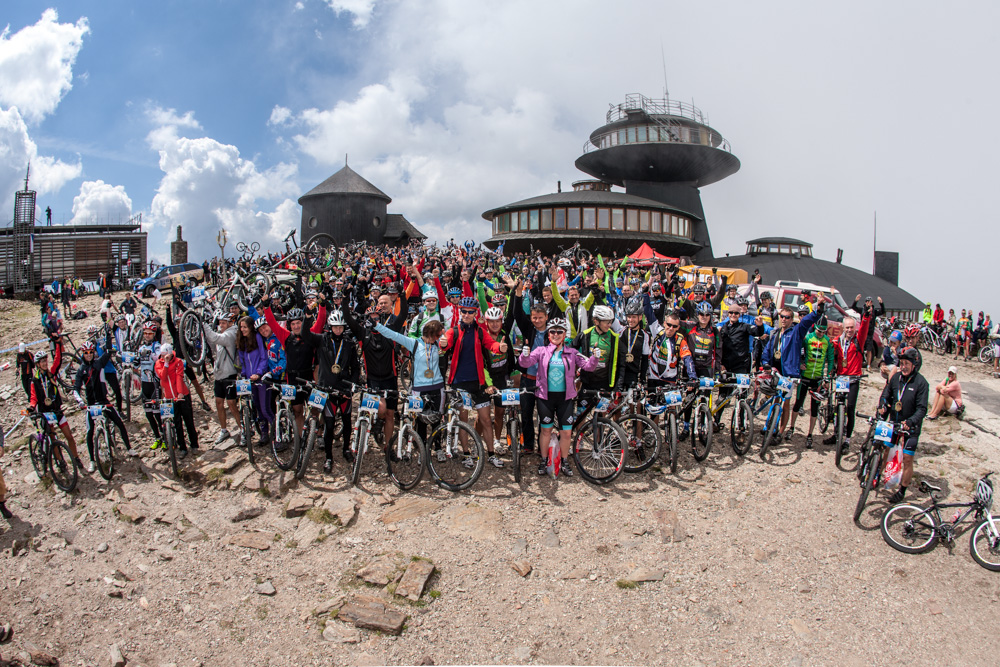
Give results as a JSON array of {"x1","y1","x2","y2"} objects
[
  {"x1": 264, "y1": 307, "x2": 289, "y2": 345},
  {"x1": 311, "y1": 305, "x2": 327, "y2": 334},
  {"x1": 551, "y1": 286, "x2": 569, "y2": 313}
]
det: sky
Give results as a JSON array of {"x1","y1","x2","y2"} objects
[{"x1": 1, "y1": 0, "x2": 997, "y2": 311}]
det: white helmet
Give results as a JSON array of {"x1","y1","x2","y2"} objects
[
  {"x1": 18, "y1": 343, "x2": 26, "y2": 353},
  {"x1": 592, "y1": 305, "x2": 614, "y2": 322},
  {"x1": 327, "y1": 310, "x2": 346, "y2": 327},
  {"x1": 485, "y1": 307, "x2": 503, "y2": 321}
]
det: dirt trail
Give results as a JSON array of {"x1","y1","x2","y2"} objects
[{"x1": 1, "y1": 295, "x2": 998, "y2": 666}]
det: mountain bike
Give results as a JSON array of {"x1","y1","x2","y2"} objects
[
  {"x1": 754, "y1": 372, "x2": 797, "y2": 459},
  {"x1": 347, "y1": 387, "x2": 383, "y2": 486},
  {"x1": 386, "y1": 392, "x2": 427, "y2": 490},
  {"x1": 882, "y1": 473, "x2": 999, "y2": 571},
  {"x1": 853, "y1": 414, "x2": 905, "y2": 523},
  {"x1": 978, "y1": 336, "x2": 998, "y2": 364},
  {"x1": 87, "y1": 403, "x2": 126, "y2": 481},
  {"x1": 608, "y1": 387, "x2": 663, "y2": 473},
  {"x1": 177, "y1": 290, "x2": 210, "y2": 368},
  {"x1": 497, "y1": 387, "x2": 527, "y2": 483},
  {"x1": 265, "y1": 377, "x2": 304, "y2": 471},
  {"x1": 25, "y1": 410, "x2": 78, "y2": 493},
  {"x1": 118, "y1": 350, "x2": 143, "y2": 422},
  {"x1": 297, "y1": 381, "x2": 339, "y2": 481},
  {"x1": 235, "y1": 378, "x2": 258, "y2": 466},
  {"x1": 151, "y1": 398, "x2": 180, "y2": 478},
  {"x1": 644, "y1": 385, "x2": 684, "y2": 473},
  {"x1": 709, "y1": 373, "x2": 755, "y2": 456},
  {"x1": 571, "y1": 390, "x2": 629, "y2": 485},
  {"x1": 425, "y1": 389, "x2": 485, "y2": 492},
  {"x1": 919, "y1": 325, "x2": 945, "y2": 355},
  {"x1": 830, "y1": 376, "x2": 852, "y2": 467}
]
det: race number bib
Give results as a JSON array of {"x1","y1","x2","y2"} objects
[
  {"x1": 235, "y1": 379, "x2": 252, "y2": 396},
  {"x1": 360, "y1": 393, "x2": 381, "y2": 413},
  {"x1": 500, "y1": 389, "x2": 520, "y2": 406},
  {"x1": 459, "y1": 391, "x2": 473, "y2": 409},
  {"x1": 834, "y1": 376, "x2": 851, "y2": 393},
  {"x1": 874, "y1": 421, "x2": 894, "y2": 442},
  {"x1": 191, "y1": 286, "x2": 207, "y2": 301},
  {"x1": 159, "y1": 402, "x2": 174, "y2": 418},
  {"x1": 88, "y1": 405, "x2": 104, "y2": 418},
  {"x1": 663, "y1": 390, "x2": 683, "y2": 406},
  {"x1": 777, "y1": 376, "x2": 796, "y2": 394},
  {"x1": 307, "y1": 389, "x2": 328, "y2": 409},
  {"x1": 280, "y1": 384, "x2": 296, "y2": 400},
  {"x1": 593, "y1": 397, "x2": 611, "y2": 413},
  {"x1": 43, "y1": 412, "x2": 58, "y2": 425},
  {"x1": 735, "y1": 374, "x2": 751, "y2": 389},
  {"x1": 699, "y1": 377, "x2": 715, "y2": 389},
  {"x1": 121, "y1": 352, "x2": 135, "y2": 365},
  {"x1": 406, "y1": 395, "x2": 424, "y2": 413}
]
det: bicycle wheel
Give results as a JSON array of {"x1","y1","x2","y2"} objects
[
  {"x1": 834, "y1": 404, "x2": 848, "y2": 468},
  {"x1": 854, "y1": 448, "x2": 882, "y2": 523},
  {"x1": 179, "y1": 310, "x2": 206, "y2": 367},
  {"x1": 242, "y1": 400, "x2": 256, "y2": 466},
  {"x1": 350, "y1": 419, "x2": 368, "y2": 486},
  {"x1": 856, "y1": 425, "x2": 876, "y2": 482},
  {"x1": 94, "y1": 422, "x2": 115, "y2": 481},
  {"x1": 622, "y1": 413, "x2": 662, "y2": 473},
  {"x1": 272, "y1": 408, "x2": 300, "y2": 470},
  {"x1": 303, "y1": 233, "x2": 337, "y2": 272},
  {"x1": 979, "y1": 344, "x2": 994, "y2": 364},
  {"x1": 507, "y1": 418, "x2": 522, "y2": 484},
  {"x1": 572, "y1": 417, "x2": 627, "y2": 485},
  {"x1": 426, "y1": 421, "x2": 485, "y2": 492},
  {"x1": 296, "y1": 420, "x2": 317, "y2": 480},
  {"x1": 666, "y1": 413, "x2": 679, "y2": 474},
  {"x1": 818, "y1": 397, "x2": 831, "y2": 434},
  {"x1": 57, "y1": 354, "x2": 80, "y2": 390},
  {"x1": 164, "y1": 421, "x2": 179, "y2": 479},
  {"x1": 970, "y1": 518, "x2": 1000, "y2": 571},
  {"x1": 692, "y1": 403, "x2": 713, "y2": 462},
  {"x1": 759, "y1": 402, "x2": 780, "y2": 459},
  {"x1": 386, "y1": 423, "x2": 425, "y2": 491},
  {"x1": 48, "y1": 439, "x2": 78, "y2": 493},
  {"x1": 29, "y1": 433, "x2": 46, "y2": 479},
  {"x1": 246, "y1": 271, "x2": 272, "y2": 297},
  {"x1": 881, "y1": 504, "x2": 938, "y2": 554},
  {"x1": 730, "y1": 399, "x2": 754, "y2": 456}
]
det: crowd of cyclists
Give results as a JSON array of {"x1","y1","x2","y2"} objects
[{"x1": 8, "y1": 234, "x2": 988, "y2": 510}]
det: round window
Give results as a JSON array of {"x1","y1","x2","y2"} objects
[
  {"x1": 373, "y1": 216, "x2": 381, "y2": 228},
  {"x1": 308, "y1": 217, "x2": 318, "y2": 229}
]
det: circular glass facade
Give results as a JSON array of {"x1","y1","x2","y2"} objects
[{"x1": 491, "y1": 205, "x2": 692, "y2": 240}]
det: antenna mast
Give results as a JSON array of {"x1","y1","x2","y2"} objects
[{"x1": 660, "y1": 42, "x2": 669, "y2": 99}]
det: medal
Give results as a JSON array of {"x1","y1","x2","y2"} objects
[
  {"x1": 894, "y1": 401, "x2": 902, "y2": 412},
  {"x1": 424, "y1": 369, "x2": 434, "y2": 378},
  {"x1": 331, "y1": 364, "x2": 341, "y2": 374},
  {"x1": 626, "y1": 353, "x2": 634, "y2": 363}
]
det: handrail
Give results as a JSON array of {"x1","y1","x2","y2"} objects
[
  {"x1": 607, "y1": 94, "x2": 709, "y2": 125},
  {"x1": 582, "y1": 125, "x2": 732, "y2": 155}
]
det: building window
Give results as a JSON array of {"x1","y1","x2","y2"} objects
[
  {"x1": 582, "y1": 208, "x2": 596, "y2": 230},
  {"x1": 639, "y1": 210, "x2": 650, "y2": 232},
  {"x1": 540, "y1": 208, "x2": 552, "y2": 230},
  {"x1": 636, "y1": 126, "x2": 647, "y2": 142},
  {"x1": 652, "y1": 211, "x2": 661, "y2": 233},
  {"x1": 780, "y1": 244, "x2": 790, "y2": 254},
  {"x1": 529, "y1": 210, "x2": 539, "y2": 231},
  {"x1": 373, "y1": 216, "x2": 381, "y2": 228},
  {"x1": 568, "y1": 208, "x2": 581, "y2": 230},
  {"x1": 610, "y1": 208, "x2": 623, "y2": 231},
  {"x1": 308, "y1": 217, "x2": 318, "y2": 229},
  {"x1": 554, "y1": 209, "x2": 566, "y2": 230},
  {"x1": 519, "y1": 211, "x2": 528, "y2": 232},
  {"x1": 597, "y1": 208, "x2": 610, "y2": 230},
  {"x1": 618, "y1": 129, "x2": 626, "y2": 145},
  {"x1": 627, "y1": 209, "x2": 639, "y2": 231},
  {"x1": 626, "y1": 127, "x2": 636, "y2": 143}
]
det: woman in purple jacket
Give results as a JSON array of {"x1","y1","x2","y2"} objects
[
  {"x1": 236, "y1": 317, "x2": 273, "y2": 446},
  {"x1": 518, "y1": 318, "x2": 599, "y2": 477}
]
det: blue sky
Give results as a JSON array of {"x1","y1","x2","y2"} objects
[{"x1": 1, "y1": 1, "x2": 998, "y2": 311}]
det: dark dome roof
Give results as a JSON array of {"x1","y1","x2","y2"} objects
[
  {"x1": 746, "y1": 236, "x2": 811, "y2": 247},
  {"x1": 482, "y1": 189, "x2": 701, "y2": 221},
  {"x1": 298, "y1": 165, "x2": 391, "y2": 204}
]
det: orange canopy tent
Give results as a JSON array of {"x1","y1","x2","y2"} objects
[{"x1": 627, "y1": 243, "x2": 676, "y2": 265}]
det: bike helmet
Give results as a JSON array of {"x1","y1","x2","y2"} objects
[
  {"x1": 459, "y1": 296, "x2": 478, "y2": 310},
  {"x1": 87, "y1": 324, "x2": 98, "y2": 336},
  {"x1": 650, "y1": 282, "x2": 662, "y2": 292},
  {"x1": 369, "y1": 283, "x2": 382, "y2": 293},
  {"x1": 485, "y1": 307, "x2": 504, "y2": 320},
  {"x1": 547, "y1": 318, "x2": 568, "y2": 332},
  {"x1": 904, "y1": 324, "x2": 920, "y2": 338},
  {"x1": 898, "y1": 346, "x2": 922, "y2": 371},
  {"x1": 696, "y1": 302, "x2": 714, "y2": 316},
  {"x1": 447, "y1": 287, "x2": 462, "y2": 299},
  {"x1": 814, "y1": 316, "x2": 828, "y2": 331},
  {"x1": 491, "y1": 294, "x2": 506, "y2": 307},
  {"x1": 558, "y1": 258, "x2": 571, "y2": 268},
  {"x1": 889, "y1": 330, "x2": 903, "y2": 343},
  {"x1": 624, "y1": 297, "x2": 644, "y2": 316},
  {"x1": 254, "y1": 316, "x2": 268, "y2": 329},
  {"x1": 797, "y1": 304, "x2": 810, "y2": 317},
  {"x1": 115, "y1": 313, "x2": 127, "y2": 323},
  {"x1": 331, "y1": 290, "x2": 344, "y2": 299},
  {"x1": 628, "y1": 277, "x2": 641, "y2": 286},
  {"x1": 327, "y1": 310, "x2": 346, "y2": 327},
  {"x1": 735, "y1": 296, "x2": 749, "y2": 306},
  {"x1": 364, "y1": 305, "x2": 379, "y2": 318},
  {"x1": 286, "y1": 308, "x2": 305, "y2": 322},
  {"x1": 592, "y1": 305, "x2": 614, "y2": 322},
  {"x1": 726, "y1": 283, "x2": 738, "y2": 292},
  {"x1": 692, "y1": 283, "x2": 707, "y2": 295},
  {"x1": 975, "y1": 476, "x2": 994, "y2": 509},
  {"x1": 142, "y1": 321, "x2": 158, "y2": 332},
  {"x1": 760, "y1": 291, "x2": 773, "y2": 301},
  {"x1": 305, "y1": 290, "x2": 318, "y2": 300},
  {"x1": 34, "y1": 350, "x2": 48, "y2": 362},
  {"x1": 160, "y1": 343, "x2": 174, "y2": 355},
  {"x1": 422, "y1": 272, "x2": 434, "y2": 282},
  {"x1": 79, "y1": 341, "x2": 96, "y2": 353}
]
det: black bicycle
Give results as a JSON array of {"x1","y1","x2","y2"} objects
[
  {"x1": 881, "y1": 473, "x2": 999, "y2": 571},
  {"x1": 26, "y1": 409, "x2": 79, "y2": 492},
  {"x1": 853, "y1": 415, "x2": 905, "y2": 523}
]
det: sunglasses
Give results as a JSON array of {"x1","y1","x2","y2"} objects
[
  {"x1": 698, "y1": 313, "x2": 711, "y2": 317},
  {"x1": 549, "y1": 329, "x2": 566, "y2": 335},
  {"x1": 664, "y1": 323, "x2": 679, "y2": 329},
  {"x1": 461, "y1": 309, "x2": 477, "y2": 315},
  {"x1": 779, "y1": 314, "x2": 792, "y2": 320}
]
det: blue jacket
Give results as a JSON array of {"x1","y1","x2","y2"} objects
[
  {"x1": 761, "y1": 307, "x2": 821, "y2": 378},
  {"x1": 375, "y1": 323, "x2": 444, "y2": 388}
]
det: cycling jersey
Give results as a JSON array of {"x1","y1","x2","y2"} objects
[
  {"x1": 686, "y1": 326, "x2": 719, "y2": 377},
  {"x1": 799, "y1": 331, "x2": 834, "y2": 380},
  {"x1": 137, "y1": 342, "x2": 161, "y2": 383}
]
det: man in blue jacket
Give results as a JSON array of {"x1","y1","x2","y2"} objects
[{"x1": 761, "y1": 294, "x2": 827, "y2": 440}]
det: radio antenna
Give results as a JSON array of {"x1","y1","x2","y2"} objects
[{"x1": 660, "y1": 42, "x2": 669, "y2": 99}]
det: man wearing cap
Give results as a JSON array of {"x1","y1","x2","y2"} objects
[
  {"x1": 202, "y1": 311, "x2": 242, "y2": 445},
  {"x1": 927, "y1": 366, "x2": 964, "y2": 420},
  {"x1": 880, "y1": 330, "x2": 903, "y2": 382}
]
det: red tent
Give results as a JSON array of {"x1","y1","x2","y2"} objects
[{"x1": 628, "y1": 242, "x2": 676, "y2": 264}]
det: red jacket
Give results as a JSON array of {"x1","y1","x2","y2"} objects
[
  {"x1": 834, "y1": 312, "x2": 871, "y2": 376},
  {"x1": 440, "y1": 322, "x2": 503, "y2": 385},
  {"x1": 155, "y1": 357, "x2": 189, "y2": 399}
]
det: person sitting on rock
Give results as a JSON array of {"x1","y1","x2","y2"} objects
[{"x1": 927, "y1": 365, "x2": 964, "y2": 420}]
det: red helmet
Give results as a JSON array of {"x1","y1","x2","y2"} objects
[
  {"x1": 142, "y1": 321, "x2": 159, "y2": 332},
  {"x1": 904, "y1": 324, "x2": 920, "y2": 338}
]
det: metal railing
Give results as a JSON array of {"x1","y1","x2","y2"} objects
[
  {"x1": 607, "y1": 94, "x2": 709, "y2": 125},
  {"x1": 582, "y1": 125, "x2": 732, "y2": 155}
]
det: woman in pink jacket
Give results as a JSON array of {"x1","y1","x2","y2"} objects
[
  {"x1": 927, "y1": 365, "x2": 964, "y2": 420},
  {"x1": 518, "y1": 318, "x2": 599, "y2": 477}
]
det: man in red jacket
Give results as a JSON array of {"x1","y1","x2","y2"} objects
[
  {"x1": 154, "y1": 344, "x2": 199, "y2": 457},
  {"x1": 824, "y1": 312, "x2": 870, "y2": 446},
  {"x1": 438, "y1": 297, "x2": 507, "y2": 468}
]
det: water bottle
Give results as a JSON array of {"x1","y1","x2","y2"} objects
[
  {"x1": 521, "y1": 345, "x2": 530, "y2": 357},
  {"x1": 0, "y1": 362, "x2": 10, "y2": 371}
]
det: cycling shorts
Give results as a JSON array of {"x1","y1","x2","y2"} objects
[{"x1": 538, "y1": 391, "x2": 574, "y2": 430}]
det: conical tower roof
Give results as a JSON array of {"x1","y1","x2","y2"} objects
[{"x1": 298, "y1": 164, "x2": 391, "y2": 203}]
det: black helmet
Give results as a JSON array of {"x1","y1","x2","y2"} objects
[
  {"x1": 735, "y1": 296, "x2": 748, "y2": 306},
  {"x1": 286, "y1": 308, "x2": 305, "y2": 322},
  {"x1": 624, "y1": 297, "x2": 643, "y2": 316},
  {"x1": 797, "y1": 305, "x2": 810, "y2": 316},
  {"x1": 898, "y1": 346, "x2": 922, "y2": 371},
  {"x1": 692, "y1": 283, "x2": 707, "y2": 294}
]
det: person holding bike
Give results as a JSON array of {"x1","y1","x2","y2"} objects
[
  {"x1": 88, "y1": 325, "x2": 124, "y2": 413},
  {"x1": 518, "y1": 318, "x2": 600, "y2": 476},
  {"x1": 162, "y1": 307, "x2": 211, "y2": 411},
  {"x1": 679, "y1": 301, "x2": 721, "y2": 438},
  {"x1": 824, "y1": 311, "x2": 871, "y2": 448},
  {"x1": 573, "y1": 304, "x2": 626, "y2": 419},
  {"x1": 787, "y1": 316, "x2": 836, "y2": 448},
  {"x1": 154, "y1": 343, "x2": 199, "y2": 458},
  {"x1": 315, "y1": 310, "x2": 361, "y2": 472},
  {"x1": 73, "y1": 336, "x2": 135, "y2": 466},
  {"x1": 15, "y1": 342, "x2": 34, "y2": 401},
  {"x1": 202, "y1": 311, "x2": 243, "y2": 445},
  {"x1": 619, "y1": 298, "x2": 651, "y2": 390},
  {"x1": 878, "y1": 346, "x2": 929, "y2": 504},
  {"x1": 262, "y1": 300, "x2": 326, "y2": 435},
  {"x1": 29, "y1": 350, "x2": 85, "y2": 471},
  {"x1": 236, "y1": 316, "x2": 272, "y2": 448},
  {"x1": 482, "y1": 304, "x2": 518, "y2": 454},
  {"x1": 510, "y1": 277, "x2": 551, "y2": 456},
  {"x1": 718, "y1": 300, "x2": 766, "y2": 428},
  {"x1": 136, "y1": 321, "x2": 165, "y2": 450},
  {"x1": 439, "y1": 297, "x2": 508, "y2": 469},
  {"x1": 375, "y1": 318, "x2": 447, "y2": 444}
]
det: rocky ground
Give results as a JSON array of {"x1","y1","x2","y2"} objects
[{"x1": 1, "y1": 294, "x2": 998, "y2": 667}]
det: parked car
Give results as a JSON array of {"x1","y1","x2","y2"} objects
[{"x1": 133, "y1": 262, "x2": 204, "y2": 297}]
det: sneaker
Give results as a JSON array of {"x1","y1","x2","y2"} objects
[
  {"x1": 537, "y1": 462, "x2": 548, "y2": 476},
  {"x1": 493, "y1": 439, "x2": 507, "y2": 455},
  {"x1": 487, "y1": 454, "x2": 504, "y2": 469},
  {"x1": 86, "y1": 460, "x2": 96, "y2": 474},
  {"x1": 177, "y1": 448, "x2": 188, "y2": 460},
  {"x1": 200, "y1": 400, "x2": 211, "y2": 411},
  {"x1": 462, "y1": 455, "x2": 476, "y2": 469},
  {"x1": 150, "y1": 439, "x2": 162, "y2": 451},
  {"x1": 783, "y1": 431, "x2": 793, "y2": 443},
  {"x1": 805, "y1": 435, "x2": 813, "y2": 449},
  {"x1": 343, "y1": 448, "x2": 355, "y2": 464},
  {"x1": 126, "y1": 448, "x2": 139, "y2": 457},
  {"x1": 822, "y1": 435, "x2": 836, "y2": 446},
  {"x1": 521, "y1": 445, "x2": 534, "y2": 455},
  {"x1": 436, "y1": 449, "x2": 447, "y2": 463},
  {"x1": 0, "y1": 501, "x2": 13, "y2": 520},
  {"x1": 888, "y1": 488, "x2": 907, "y2": 504},
  {"x1": 214, "y1": 429, "x2": 230, "y2": 445},
  {"x1": 560, "y1": 458, "x2": 573, "y2": 477},
  {"x1": 956, "y1": 404, "x2": 966, "y2": 420},
  {"x1": 323, "y1": 459, "x2": 333, "y2": 474}
]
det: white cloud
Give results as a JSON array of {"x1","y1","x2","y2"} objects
[
  {"x1": 70, "y1": 180, "x2": 132, "y2": 225},
  {"x1": 0, "y1": 9, "x2": 90, "y2": 124},
  {"x1": 0, "y1": 105, "x2": 81, "y2": 213},
  {"x1": 295, "y1": 1, "x2": 305, "y2": 10},
  {"x1": 146, "y1": 105, "x2": 201, "y2": 130},
  {"x1": 145, "y1": 109, "x2": 300, "y2": 261},
  {"x1": 268, "y1": 105, "x2": 292, "y2": 126},
  {"x1": 323, "y1": 0, "x2": 377, "y2": 28}
]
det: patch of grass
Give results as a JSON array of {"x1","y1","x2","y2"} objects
[
  {"x1": 386, "y1": 582, "x2": 397, "y2": 595},
  {"x1": 316, "y1": 531, "x2": 329, "y2": 543},
  {"x1": 285, "y1": 540, "x2": 298, "y2": 549},
  {"x1": 411, "y1": 599, "x2": 428, "y2": 608},
  {"x1": 258, "y1": 485, "x2": 271, "y2": 498},
  {"x1": 205, "y1": 468, "x2": 225, "y2": 483},
  {"x1": 615, "y1": 579, "x2": 638, "y2": 590},
  {"x1": 272, "y1": 533, "x2": 282, "y2": 542},
  {"x1": 411, "y1": 555, "x2": 433, "y2": 563},
  {"x1": 428, "y1": 590, "x2": 441, "y2": 599},
  {"x1": 255, "y1": 605, "x2": 268, "y2": 620},
  {"x1": 306, "y1": 508, "x2": 337, "y2": 524}
]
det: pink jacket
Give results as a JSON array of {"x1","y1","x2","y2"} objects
[{"x1": 518, "y1": 343, "x2": 598, "y2": 401}]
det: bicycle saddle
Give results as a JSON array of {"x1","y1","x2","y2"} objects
[{"x1": 919, "y1": 480, "x2": 942, "y2": 495}]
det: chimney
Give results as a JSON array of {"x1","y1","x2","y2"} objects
[
  {"x1": 557, "y1": 181, "x2": 561, "y2": 193},
  {"x1": 177, "y1": 225, "x2": 183, "y2": 241},
  {"x1": 836, "y1": 248, "x2": 843, "y2": 264}
]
